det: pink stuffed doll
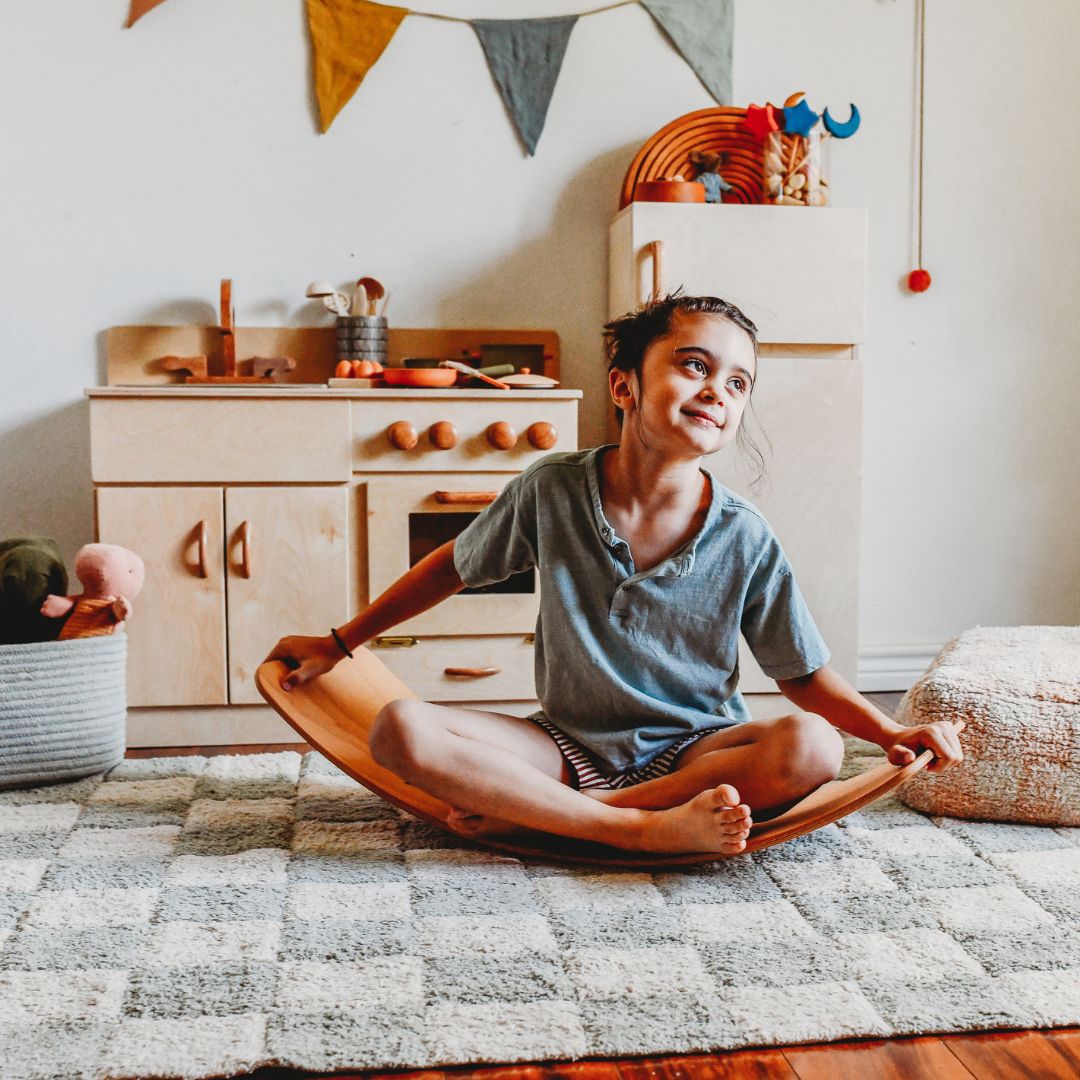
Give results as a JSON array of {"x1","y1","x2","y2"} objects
[{"x1": 40, "y1": 543, "x2": 145, "y2": 640}]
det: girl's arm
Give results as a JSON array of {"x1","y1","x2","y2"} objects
[
  {"x1": 266, "y1": 539, "x2": 465, "y2": 689},
  {"x1": 776, "y1": 665, "x2": 963, "y2": 772}
]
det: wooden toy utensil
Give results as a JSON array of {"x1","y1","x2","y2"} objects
[{"x1": 356, "y1": 277, "x2": 384, "y2": 316}]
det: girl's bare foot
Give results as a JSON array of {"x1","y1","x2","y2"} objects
[{"x1": 634, "y1": 784, "x2": 752, "y2": 854}]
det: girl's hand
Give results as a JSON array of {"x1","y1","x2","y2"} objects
[
  {"x1": 885, "y1": 722, "x2": 963, "y2": 773},
  {"x1": 265, "y1": 634, "x2": 342, "y2": 691}
]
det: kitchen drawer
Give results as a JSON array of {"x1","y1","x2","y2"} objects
[
  {"x1": 371, "y1": 635, "x2": 536, "y2": 701},
  {"x1": 90, "y1": 398, "x2": 352, "y2": 483},
  {"x1": 352, "y1": 398, "x2": 577, "y2": 472}
]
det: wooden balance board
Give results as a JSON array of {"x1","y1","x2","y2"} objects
[{"x1": 256, "y1": 650, "x2": 948, "y2": 869}]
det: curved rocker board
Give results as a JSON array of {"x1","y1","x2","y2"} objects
[{"x1": 256, "y1": 650, "x2": 953, "y2": 869}]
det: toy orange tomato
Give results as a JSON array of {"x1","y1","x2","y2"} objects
[{"x1": 335, "y1": 360, "x2": 352, "y2": 378}]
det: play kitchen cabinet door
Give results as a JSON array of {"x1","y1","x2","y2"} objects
[
  {"x1": 609, "y1": 203, "x2": 868, "y2": 345},
  {"x1": 224, "y1": 486, "x2": 350, "y2": 704},
  {"x1": 96, "y1": 485, "x2": 349, "y2": 707},
  {"x1": 365, "y1": 475, "x2": 538, "y2": 636},
  {"x1": 96, "y1": 487, "x2": 228, "y2": 707}
]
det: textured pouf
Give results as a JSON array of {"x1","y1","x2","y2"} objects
[
  {"x1": 0, "y1": 634, "x2": 127, "y2": 790},
  {"x1": 897, "y1": 626, "x2": 1080, "y2": 825}
]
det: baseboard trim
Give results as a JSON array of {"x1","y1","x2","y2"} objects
[{"x1": 857, "y1": 643, "x2": 943, "y2": 692}]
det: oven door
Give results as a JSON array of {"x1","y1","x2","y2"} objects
[{"x1": 365, "y1": 475, "x2": 538, "y2": 635}]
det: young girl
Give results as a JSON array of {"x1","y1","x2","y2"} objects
[{"x1": 268, "y1": 294, "x2": 962, "y2": 855}]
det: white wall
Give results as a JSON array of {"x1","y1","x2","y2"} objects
[{"x1": 2, "y1": 0, "x2": 1078, "y2": 685}]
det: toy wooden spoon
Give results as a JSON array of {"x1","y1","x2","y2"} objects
[{"x1": 356, "y1": 277, "x2": 384, "y2": 316}]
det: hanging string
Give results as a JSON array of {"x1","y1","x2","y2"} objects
[
  {"x1": 907, "y1": 0, "x2": 931, "y2": 291},
  {"x1": 411, "y1": 0, "x2": 634, "y2": 22},
  {"x1": 916, "y1": 0, "x2": 926, "y2": 269}
]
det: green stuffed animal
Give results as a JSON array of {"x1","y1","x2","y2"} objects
[{"x1": 0, "y1": 536, "x2": 69, "y2": 644}]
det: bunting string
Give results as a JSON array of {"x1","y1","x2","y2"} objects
[{"x1": 126, "y1": 0, "x2": 735, "y2": 156}]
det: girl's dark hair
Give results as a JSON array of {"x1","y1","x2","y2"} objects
[{"x1": 602, "y1": 291, "x2": 770, "y2": 490}]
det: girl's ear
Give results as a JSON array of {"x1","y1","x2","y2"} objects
[{"x1": 609, "y1": 367, "x2": 638, "y2": 414}]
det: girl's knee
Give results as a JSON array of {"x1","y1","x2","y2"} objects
[
  {"x1": 773, "y1": 712, "x2": 844, "y2": 789},
  {"x1": 370, "y1": 698, "x2": 429, "y2": 772}
]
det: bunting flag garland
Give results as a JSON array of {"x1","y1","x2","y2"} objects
[
  {"x1": 472, "y1": 17, "x2": 579, "y2": 156},
  {"x1": 307, "y1": 0, "x2": 409, "y2": 132},
  {"x1": 640, "y1": 0, "x2": 735, "y2": 106},
  {"x1": 125, "y1": 0, "x2": 170, "y2": 28},
  {"x1": 124, "y1": 0, "x2": 736, "y2": 153}
]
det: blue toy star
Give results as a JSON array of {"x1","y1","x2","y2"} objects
[{"x1": 782, "y1": 99, "x2": 820, "y2": 137}]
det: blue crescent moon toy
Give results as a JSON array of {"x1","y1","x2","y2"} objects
[{"x1": 822, "y1": 104, "x2": 861, "y2": 139}]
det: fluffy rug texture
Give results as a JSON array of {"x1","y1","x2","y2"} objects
[
  {"x1": 898, "y1": 626, "x2": 1080, "y2": 825},
  {"x1": 2, "y1": 746, "x2": 1080, "y2": 1080}
]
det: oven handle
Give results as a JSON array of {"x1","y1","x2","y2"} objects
[
  {"x1": 444, "y1": 666, "x2": 502, "y2": 678},
  {"x1": 434, "y1": 491, "x2": 499, "y2": 505}
]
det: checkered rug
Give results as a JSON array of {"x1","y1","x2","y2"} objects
[{"x1": 2, "y1": 746, "x2": 1079, "y2": 1080}]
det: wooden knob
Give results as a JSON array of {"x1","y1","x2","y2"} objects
[
  {"x1": 428, "y1": 421, "x2": 458, "y2": 450},
  {"x1": 527, "y1": 421, "x2": 557, "y2": 450},
  {"x1": 387, "y1": 420, "x2": 418, "y2": 451},
  {"x1": 486, "y1": 421, "x2": 517, "y2": 451}
]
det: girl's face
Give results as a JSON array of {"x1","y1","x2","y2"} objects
[{"x1": 610, "y1": 311, "x2": 757, "y2": 458}]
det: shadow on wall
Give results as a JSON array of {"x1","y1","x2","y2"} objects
[
  {"x1": 436, "y1": 142, "x2": 640, "y2": 449},
  {"x1": 0, "y1": 401, "x2": 94, "y2": 567}
]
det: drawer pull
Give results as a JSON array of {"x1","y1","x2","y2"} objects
[
  {"x1": 428, "y1": 420, "x2": 458, "y2": 450},
  {"x1": 239, "y1": 520, "x2": 253, "y2": 578},
  {"x1": 434, "y1": 491, "x2": 498, "y2": 505},
  {"x1": 387, "y1": 420, "x2": 418, "y2": 451},
  {"x1": 444, "y1": 666, "x2": 501, "y2": 678},
  {"x1": 526, "y1": 422, "x2": 557, "y2": 450},
  {"x1": 372, "y1": 635, "x2": 418, "y2": 649},
  {"x1": 195, "y1": 519, "x2": 209, "y2": 579}
]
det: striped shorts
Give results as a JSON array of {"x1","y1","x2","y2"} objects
[{"x1": 529, "y1": 715, "x2": 725, "y2": 791}]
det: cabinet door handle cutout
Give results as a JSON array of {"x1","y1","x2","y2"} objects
[
  {"x1": 195, "y1": 519, "x2": 209, "y2": 579},
  {"x1": 444, "y1": 666, "x2": 501, "y2": 678},
  {"x1": 239, "y1": 520, "x2": 253, "y2": 578}
]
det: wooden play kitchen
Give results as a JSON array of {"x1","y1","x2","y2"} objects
[{"x1": 90, "y1": 323, "x2": 577, "y2": 746}]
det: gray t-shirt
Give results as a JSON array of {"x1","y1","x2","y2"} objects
[{"x1": 453, "y1": 445, "x2": 830, "y2": 774}]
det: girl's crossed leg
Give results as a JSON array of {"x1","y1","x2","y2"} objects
[{"x1": 367, "y1": 701, "x2": 840, "y2": 854}]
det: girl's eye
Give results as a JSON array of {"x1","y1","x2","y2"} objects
[
  {"x1": 682, "y1": 358, "x2": 707, "y2": 375},
  {"x1": 727, "y1": 376, "x2": 746, "y2": 393}
]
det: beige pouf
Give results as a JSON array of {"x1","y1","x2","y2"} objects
[{"x1": 896, "y1": 625, "x2": 1080, "y2": 825}]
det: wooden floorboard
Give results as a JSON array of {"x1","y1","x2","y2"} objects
[
  {"x1": 144, "y1": 694, "x2": 1079, "y2": 1079},
  {"x1": 943, "y1": 1029, "x2": 1080, "y2": 1079}
]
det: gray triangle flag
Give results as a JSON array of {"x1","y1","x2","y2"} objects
[
  {"x1": 472, "y1": 16, "x2": 578, "y2": 156},
  {"x1": 641, "y1": 0, "x2": 735, "y2": 106}
]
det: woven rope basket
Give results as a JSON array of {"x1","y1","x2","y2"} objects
[{"x1": 0, "y1": 634, "x2": 127, "y2": 790}]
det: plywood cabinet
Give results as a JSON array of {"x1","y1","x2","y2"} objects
[
  {"x1": 610, "y1": 204, "x2": 868, "y2": 689},
  {"x1": 89, "y1": 386, "x2": 580, "y2": 744},
  {"x1": 96, "y1": 483, "x2": 349, "y2": 707}
]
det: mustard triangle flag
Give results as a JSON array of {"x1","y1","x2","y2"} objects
[
  {"x1": 472, "y1": 16, "x2": 578, "y2": 157},
  {"x1": 307, "y1": 0, "x2": 409, "y2": 133},
  {"x1": 126, "y1": 0, "x2": 171, "y2": 27},
  {"x1": 640, "y1": 0, "x2": 735, "y2": 106}
]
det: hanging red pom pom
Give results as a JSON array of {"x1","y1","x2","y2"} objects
[{"x1": 908, "y1": 268, "x2": 932, "y2": 292}]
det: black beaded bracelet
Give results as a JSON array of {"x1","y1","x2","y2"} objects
[{"x1": 330, "y1": 627, "x2": 354, "y2": 659}]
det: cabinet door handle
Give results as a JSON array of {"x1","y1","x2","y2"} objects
[
  {"x1": 196, "y1": 519, "x2": 209, "y2": 579},
  {"x1": 434, "y1": 491, "x2": 498, "y2": 505},
  {"x1": 444, "y1": 666, "x2": 501, "y2": 678},
  {"x1": 239, "y1": 520, "x2": 253, "y2": 578},
  {"x1": 648, "y1": 239, "x2": 665, "y2": 301}
]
